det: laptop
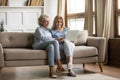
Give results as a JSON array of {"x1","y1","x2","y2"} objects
[{"x1": 66, "y1": 30, "x2": 79, "y2": 41}]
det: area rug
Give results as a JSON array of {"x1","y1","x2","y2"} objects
[
  {"x1": 2, "y1": 66, "x2": 120, "y2": 80},
  {"x1": 32, "y1": 73, "x2": 120, "y2": 80}
]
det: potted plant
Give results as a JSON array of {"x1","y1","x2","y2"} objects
[{"x1": 0, "y1": 20, "x2": 4, "y2": 32}]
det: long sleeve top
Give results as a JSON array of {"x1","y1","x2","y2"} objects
[
  {"x1": 51, "y1": 27, "x2": 67, "y2": 39},
  {"x1": 32, "y1": 25, "x2": 54, "y2": 49}
]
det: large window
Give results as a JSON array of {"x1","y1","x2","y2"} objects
[
  {"x1": 67, "y1": 0, "x2": 85, "y2": 30},
  {"x1": 118, "y1": 0, "x2": 120, "y2": 9},
  {"x1": 118, "y1": 16, "x2": 120, "y2": 35},
  {"x1": 118, "y1": 0, "x2": 120, "y2": 35},
  {"x1": 67, "y1": 0, "x2": 96, "y2": 34},
  {"x1": 114, "y1": 0, "x2": 120, "y2": 37},
  {"x1": 68, "y1": 18, "x2": 84, "y2": 30},
  {"x1": 68, "y1": 0, "x2": 85, "y2": 14}
]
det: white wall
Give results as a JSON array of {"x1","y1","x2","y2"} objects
[
  {"x1": 0, "y1": 7, "x2": 43, "y2": 32},
  {"x1": 0, "y1": 0, "x2": 58, "y2": 32},
  {"x1": 44, "y1": 0, "x2": 58, "y2": 28}
]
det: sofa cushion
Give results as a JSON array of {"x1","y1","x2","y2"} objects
[
  {"x1": 4, "y1": 48, "x2": 47, "y2": 60},
  {"x1": 74, "y1": 30, "x2": 88, "y2": 45},
  {"x1": 73, "y1": 46, "x2": 98, "y2": 58},
  {"x1": 0, "y1": 32, "x2": 34, "y2": 48}
]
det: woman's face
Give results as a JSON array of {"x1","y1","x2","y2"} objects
[
  {"x1": 41, "y1": 18, "x2": 49, "y2": 28},
  {"x1": 55, "y1": 18, "x2": 63, "y2": 29}
]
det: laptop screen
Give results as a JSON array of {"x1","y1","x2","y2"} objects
[{"x1": 66, "y1": 30, "x2": 79, "y2": 41}]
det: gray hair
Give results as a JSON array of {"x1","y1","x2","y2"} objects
[{"x1": 38, "y1": 14, "x2": 49, "y2": 25}]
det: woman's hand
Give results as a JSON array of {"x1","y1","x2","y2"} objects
[{"x1": 56, "y1": 38, "x2": 65, "y2": 42}]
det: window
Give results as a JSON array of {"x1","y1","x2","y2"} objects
[
  {"x1": 67, "y1": 0, "x2": 85, "y2": 30},
  {"x1": 118, "y1": 0, "x2": 120, "y2": 35},
  {"x1": 114, "y1": 0, "x2": 120, "y2": 37},
  {"x1": 118, "y1": 16, "x2": 120, "y2": 35},
  {"x1": 118, "y1": 0, "x2": 120, "y2": 9},
  {"x1": 68, "y1": 18, "x2": 84, "y2": 30},
  {"x1": 68, "y1": 0, "x2": 85, "y2": 14},
  {"x1": 67, "y1": 0, "x2": 96, "y2": 35}
]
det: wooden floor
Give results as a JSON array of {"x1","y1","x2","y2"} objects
[
  {"x1": 85, "y1": 64, "x2": 120, "y2": 79},
  {"x1": 0, "y1": 64, "x2": 120, "y2": 80}
]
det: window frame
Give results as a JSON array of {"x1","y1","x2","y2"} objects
[
  {"x1": 114, "y1": 0, "x2": 120, "y2": 37},
  {"x1": 66, "y1": 0, "x2": 96, "y2": 35}
]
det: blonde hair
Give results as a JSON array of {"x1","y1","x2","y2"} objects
[
  {"x1": 38, "y1": 14, "x2": 49, "y2": 25},
  {"x1": 52, "y1": 15, "x2": 65, "y2": 30}
]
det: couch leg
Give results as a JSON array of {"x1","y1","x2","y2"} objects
[
  {"x1": 83, "y1": 63, "x2": 85, "y2": 69},
  {"x1": 98, "y1": 63, "x2": 103, "y2": 72}
]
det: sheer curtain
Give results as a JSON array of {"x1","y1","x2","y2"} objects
[
  {"x1": 57, "y1": 0, "x2": 62, "y2": 16},
  {"x1": 96, "y1": 0, "x2": 105, "y2": 37},
  {"x1": 96, "y1": 0, "x2": 114, "y2": 63},
  {"x1": 57, "y1": 0, "x2": 67, "y2": 26},
  {"x1": 57, "y1": 0, "x2": 65, "y2": 17},
  {"x1": 84, "y1": 0, "x2": 93, "y2": 36},
  {"x1": 102, "y1": 0, "x2": 114, "y2": 63},
  {"x1": 103, "y1": 0, "x2": 114, "y2": 38},
  {"x1": 96, "y1": 0, "x2": 114, "y2": 38}
]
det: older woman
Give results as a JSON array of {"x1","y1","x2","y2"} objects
[
  {"x1": 32, "y1": 14, "x2": 64, "y2": 78},
  {"x1": 51, "y1": 16, "x2": 76, "y2": 77}
]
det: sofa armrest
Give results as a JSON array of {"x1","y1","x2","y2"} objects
[
  {"x1": 86, "y1": 36, "x2": 106, "y2": 62},
  {"x1": 0, "y1": 43, "x2": 4, "y2": 67}
]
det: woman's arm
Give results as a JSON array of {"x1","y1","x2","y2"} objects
[
  {"x1": 55, "y1": 38, "x2": 65, "y2": 42},
  {"x1": 36, "y1": 28, "x2": 55, "y2": 41}
]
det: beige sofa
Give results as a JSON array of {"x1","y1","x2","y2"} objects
[{"x1": 0, "y1": 32, "x2": 106, "y2": 72}]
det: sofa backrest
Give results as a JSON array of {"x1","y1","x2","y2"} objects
[{"x1": 0, "y1": 32, "x2": 34, "y2": 48}]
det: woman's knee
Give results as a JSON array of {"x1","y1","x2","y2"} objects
[
  {"x1": 46, "y1": 44, "x2": 54, "y2": 51},
  {"x1": 54, "y1": 40, "x2": 59, "y2": 44},
  {"x1": 63, "y1": 41, "x2": 69, "y2": 47},
  {"x1": 52, "y1": 40, "x2": 59, "y2": 46}
]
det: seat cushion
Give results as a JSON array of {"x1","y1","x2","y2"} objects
[
  {"x1": 4, "y1": 46, "x2": 98, "y2": 61},
  {"x1": 4, "y1": 48, "x2": 47, "y2": 60},
  {"x1": 73, "y1": 46, "x2": 98, "y2": 58}
]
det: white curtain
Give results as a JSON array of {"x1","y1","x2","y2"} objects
[
  {"x1": 84, "y1": 0, "x2": 93, "y2": 36},
  {"x1": 96, "y1": 0, "x2": 105, "y2": 37},
  {"x1": 57, "y1": 0, "x2": 65, "y2": 17},
  {"x1": 96, "y1": 0, "x2": 114, "y2": 63},
  {"x1": 57, "y1": 0, "x2": 62, "y2": 16},
  {"x1": 102, "y1": 0, "x2": 114, "y2": 63},
  {"x1": 96, "y1": 0, "x2": 114, "y2": 38},
  {"x1": 103, "y1": 0, "x2": 114, "y2": 38}
]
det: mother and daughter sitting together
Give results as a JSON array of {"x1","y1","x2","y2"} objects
[{"x1": 32, "y1": 14, "x2": 76, "y2": 78}]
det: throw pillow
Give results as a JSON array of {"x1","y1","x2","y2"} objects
[{"x1": 74, "y1": 30, "x2": 88, "y2": 45}]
